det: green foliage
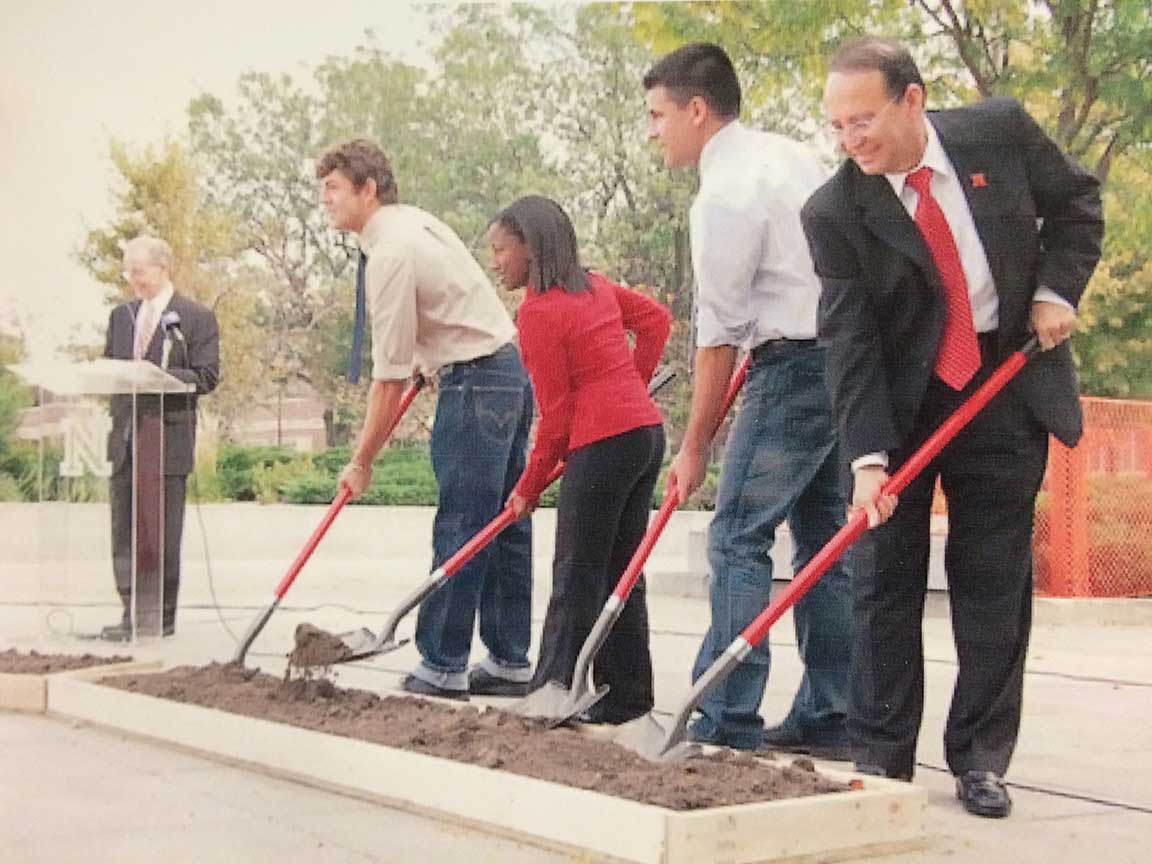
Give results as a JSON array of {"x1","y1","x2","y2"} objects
[
  {"x1": 251, "y1": 454, "x2": 324, "y2": 504},
  {"x1": 216, "y1": 444, "x2": 297, "y2": 501},
  {"x1": 210, "y1": 440, "x2": 722, "y2": 510},
  {"x1": 0, "y1": 443, "x2": 107, "y2": 503},
  {"x1": 0, "y1": 330, "x2": 29, "y2": 467},
  {"x1": 0, "y1": 443, "x2": 40, "y2": 501},
  {"x1": 1074, "y1": 255, "x2": 1152, "y2": 397},
  {"x1": 0, "y1": 473, "x2": 21, "y2": 502},
  {"x1": 188, "y1": 462, "x2": 226, "y2": 503}
]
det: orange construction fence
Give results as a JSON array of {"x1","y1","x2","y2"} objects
[{"x1": 1033, "y1": 397, "x2": 1152, "y2": 597}]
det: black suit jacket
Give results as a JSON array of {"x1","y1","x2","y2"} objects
[
  {"x1": 801, "y1": 97, "x2": 1103, "y2": 463},
  {"x1": 105, "y1": 291, "x2": 220, "y2": 476}
]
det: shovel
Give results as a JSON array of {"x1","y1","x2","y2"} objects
[
  {"x1": 615, "y1": 337, "x2": 1041, "y2": 762},
  {"x1": 325, "y1": 366, "x2": 680, "y2": 666},
  {"x1": 232, "y1": 374, "x2": 426, "y2": 665},
  {"x1": 511, "y1": 356, "x2": 751, "y2": 724}
]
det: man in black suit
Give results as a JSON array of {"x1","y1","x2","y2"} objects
[
  {"x1": 801, "y1": 37, "x2": 1102, "y2": 818},
  {"x1": 102, "y1": 236, "x2": 220, "y2": 640}
]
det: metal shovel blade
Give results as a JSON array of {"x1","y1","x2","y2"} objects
[
  {"x1": 287, "y1": 623, "x2": 408, "y2": 668},
  {"x1": 334, "y1": 627, "x2": 410, "y2": 663},
  {"x1": 510, "y1": 680, "x2": 608, "y2": 726},
  {"x1": 612, "y1": 712, "x2": 699, "y2": 764}
]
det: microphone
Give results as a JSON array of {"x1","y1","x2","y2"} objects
[
  {"x1": 160, "y1": 310, "x2": 183, "y2": 369},
  {"x1": 161, "y1": 310, "x2": 184, "y2": 341}
]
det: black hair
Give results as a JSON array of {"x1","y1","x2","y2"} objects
[
  {"x1": 828, "y1": 36, "x2": 926, "y2": 100},
  {"x1": 642, "y1": 42, "x2": 741, "y2": 119},
  {"x1": 491, "y1": 196, "x2": 588, "y2": 294}
]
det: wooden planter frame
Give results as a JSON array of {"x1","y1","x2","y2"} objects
[{"x1": 46, "y1": 672, "x2": 927, "y2": 864}]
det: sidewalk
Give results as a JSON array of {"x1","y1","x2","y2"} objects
[{"x1": 2, "y1": 503, "x2": 1150, "y2": 862}]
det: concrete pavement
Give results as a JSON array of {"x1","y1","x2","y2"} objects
[{"x1": 1, "y1": 502, "x2": 1150, "y2": 862}]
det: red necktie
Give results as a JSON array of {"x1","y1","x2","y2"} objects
[{"x1": 906, "y1": 167, "x2": 981, "y2": 390}]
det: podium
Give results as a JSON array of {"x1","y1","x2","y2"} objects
[{"x1": 8, "y1": 359, "x2": 194, "y2": 642}]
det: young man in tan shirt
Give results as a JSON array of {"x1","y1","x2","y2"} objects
[{"x1": 318, "y1": 139, "x2": 535, "y2": 699}]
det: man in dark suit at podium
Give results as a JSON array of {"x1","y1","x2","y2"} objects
[{"x1": 101, "y1": 235, "x2": 220, "y2": 640}]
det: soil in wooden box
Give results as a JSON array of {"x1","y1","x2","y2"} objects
[
  {"x1": 102, "y1": 663, "x2": 850, "y2": 810},
  {"x1": 0, "y1": 649, "x2": 133, "y2": 674}
]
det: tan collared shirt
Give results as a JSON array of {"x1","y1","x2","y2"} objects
[{"x1": 358, "y1": 205, "x2": 515, "y2": 379}]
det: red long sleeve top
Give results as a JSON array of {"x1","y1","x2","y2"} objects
[{"x1": 514, "y1": 272, "x2": 673, "y2": 500}]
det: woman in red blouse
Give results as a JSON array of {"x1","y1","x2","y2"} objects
[{"x1": 489, "y1": 195, "x2": 672, "y2": 723}]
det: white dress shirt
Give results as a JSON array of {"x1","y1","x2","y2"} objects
[
  {"x1": 884, "y1": 117, "x2": 1069, "y2": 325},
  {"x1": 359, "y1": 205, "x2": 516, "y2": 379},
  {"x1": 690, "y1": 121, "x2": 828, "y2": 348},
  {"x1": 856, "y1": 118, "x2": 1068, "y2": 472}
]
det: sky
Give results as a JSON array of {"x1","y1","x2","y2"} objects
[{"x1": 0, "y1": 0, "x2": 444, "y2": 361}]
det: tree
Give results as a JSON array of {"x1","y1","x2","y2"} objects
[{"x1": 189, "y1": 74, "x2": 365, "y2": 442}]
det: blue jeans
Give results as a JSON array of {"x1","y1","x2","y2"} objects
[
  {"x1": 689, "y1": 342, "x2": 850, "y2": 749},
  {"x1": 413, "y1": 344, "x2": 534, "y2": 690}
]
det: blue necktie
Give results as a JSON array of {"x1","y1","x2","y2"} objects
[{"x1": 348, "y1": 252, "x2": 367, "y2": 384}]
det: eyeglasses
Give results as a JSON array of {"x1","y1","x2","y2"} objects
[{"x1": 826, "y1": 95, "x2": 902, "y2": 140}]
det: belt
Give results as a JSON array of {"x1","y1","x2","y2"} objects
[
  {"x1": 438, "y1": 342, "x2": 516, "y2": 376},
  {"x1": 750, "y1": 338, "x2": 818, "y2": 361}
]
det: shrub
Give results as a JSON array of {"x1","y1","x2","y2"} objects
[
  {"x1": 0, "y1": 472, "x2": 22, "y2": 502},
  {"x1": 251, "y1": 455, "x2": 323, "y2": 504},
  {"x1": 216, "y1": 444, "x2": 295, "y2": 501}
]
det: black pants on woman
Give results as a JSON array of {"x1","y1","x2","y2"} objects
[{"x1": 530, "y1": 423, "x2": 665, "y2": 722}]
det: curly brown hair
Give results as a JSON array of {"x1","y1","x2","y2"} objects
[{"x1": 315, "y1": 138, "x2": 399, "y2": 204}]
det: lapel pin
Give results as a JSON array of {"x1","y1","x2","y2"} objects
[{"x1": 970, "y1": 172, "x2": 988, "y2": 188}]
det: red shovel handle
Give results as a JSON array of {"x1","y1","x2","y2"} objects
[
  {"x1": 270, "y1": 374, "x2": 426, "y2": 599},
  {"x1": 610, "y1": 355, "x2": 752, "y2": 602},
  {"x1": 739, "y1": 337, "x2": 1040, "y2": 649}
]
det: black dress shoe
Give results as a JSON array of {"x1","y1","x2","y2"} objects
[
  {"x1": 467, "y1": 666, "x2": 529, "y2": 697},
  {"x1": 100, "y1": 623, "x2": 132, "y2": 642},
  {"x1": 400, "y1": 674, "x2": 469, "y2": 701},
  {"x1": 956, "y1": 770, "x2": 1012, "y2": 818},
  {"x1": 760, "y1": 723, "x2": 852, "y2": 761}
]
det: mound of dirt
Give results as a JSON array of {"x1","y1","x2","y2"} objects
[
  {"x1": 0, "y1": 649, "x2": 133, "y2": 675},
  {"x1": 286, "y1": 623, "x2": 354, "y2": 668},
  {"x1": 102, "y1": 663, "x2": 850, "y2": 811}
]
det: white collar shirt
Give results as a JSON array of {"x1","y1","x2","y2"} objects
[
  {"x1": 883, "y1": 118, "x2": 1001, "y2": 330},
  {"x1": 689, "y1": 121, "x2": 829, "y2": 348}
]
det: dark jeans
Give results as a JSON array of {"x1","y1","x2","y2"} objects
[
  {"x1": 850, "y1": 354, "x2": 1048, "y2": 779},
  {"x1": 531, "y1": 424, "x2": 665, "y2": 720},
  {"x1": 689, "y1": 342, "x2": 851, "y2": 749},
  {"x1": 413, "y1": 344, "x2": 534, "y2": 689}
]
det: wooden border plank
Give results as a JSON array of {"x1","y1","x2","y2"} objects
[{"x1": 0, "y1": 660, "x2": 159, "y2": 713}]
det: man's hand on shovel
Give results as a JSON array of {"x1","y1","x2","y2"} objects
[
  {"x1": 851, "y1": 465, "x2": 898, "y2": 528},
  {"x1": 339, "y1": 460, "x2": 373, "y2": 499}
]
